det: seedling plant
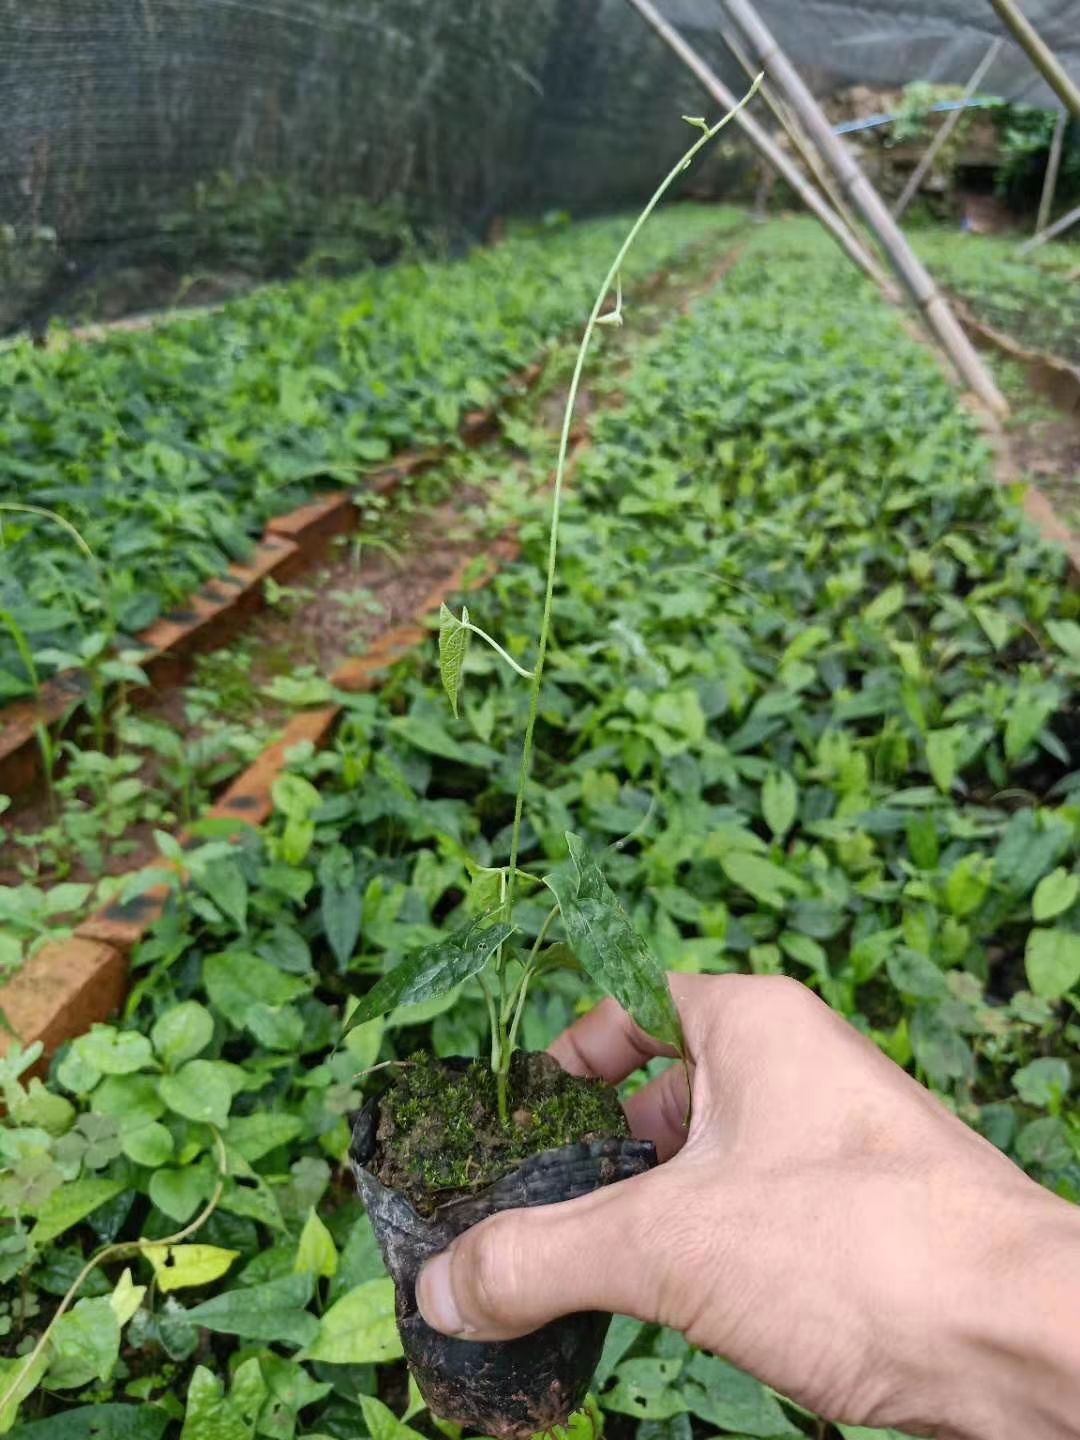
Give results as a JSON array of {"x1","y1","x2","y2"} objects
[{"x1": 346, "y1": 95, "x2": 763, "y2": 1117}]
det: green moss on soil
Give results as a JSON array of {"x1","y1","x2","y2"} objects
[{"x1": 372, "y1": 1050, "x2": 628, "y2": 1214}]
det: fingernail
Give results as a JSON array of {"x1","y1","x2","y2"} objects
[{"x1": 417, "y1": 1252, "x2": 469, "y2": 1336}]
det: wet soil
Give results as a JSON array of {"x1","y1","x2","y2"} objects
[{"x1": 369, "y1": 1051, "x2": 628, "y2": 1217}]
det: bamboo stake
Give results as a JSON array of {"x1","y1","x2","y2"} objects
[
  {"x1": 716, "y1": 18, "x2": 867, "y2": 245},
  {"x1": 893, "y1": 39, "x2": 1004, "y2": 220},
  {"x1": 622, "y1": 0, "x2": 894, "y2": 297},
  {"x1": 723, "y1": 0, "x2": 1008, "y2": 417},
  {"x1": 1035, "y1": 110, "x2": 1068, "y2": 234},
  {"x1": 987, "y1": 0, "x2": 1080, "y2": 124},
  {"x1": 1019, "y1": 197, "x2": 1080, "y2": 254}
]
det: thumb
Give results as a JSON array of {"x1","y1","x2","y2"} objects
[{"x1": 415, "y1": 1167, "x2": 692, "y2": 1341}]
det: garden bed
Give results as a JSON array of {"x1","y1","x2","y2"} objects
[
  {"x1": 3, "y1": 213, "x2": 1079, "y2": 1440},
  {"x1": 0, "y1": 227, "x2": 749, "y2": 1004}
]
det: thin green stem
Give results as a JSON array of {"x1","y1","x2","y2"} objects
[
  {"x1": 503, "y1": 76, "x2": 763, "y2": 925},
  {"x1": 506, "y1": 965, "x2": 535, "y2": 1056},
  {"x1": 462, "y1": 621, "x2": 535, "y2": 679}
]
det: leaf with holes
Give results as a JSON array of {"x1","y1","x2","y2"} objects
[{"x1": 143, "y1": 1245, "x2": 240, "y2": 1294}]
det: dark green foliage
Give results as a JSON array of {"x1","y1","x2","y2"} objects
[{"x1": 3, "y1": 215, "x2": 1079, "y2": 1439}]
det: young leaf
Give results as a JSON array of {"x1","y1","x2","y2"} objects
[
  {"x1": 294, "y1": 1208, "x2": 338, "y2": 1279},
  {"x1": 302, "y1": 1277, "x2": 403, "y2": 1365},
  {"x1": 925, "y1": 729, "x2": 957, "y2": 794},
  {"x1": 1025, "y1": 927, "x2": 1080, "y2": 1000},
  {"x1": 761, "y1": 770, "x2": 798, "y2": 840},
  {"x1": 718, "y1": 851, "x2": 804, "y2": 908},
  {"x1": 438, "y1": 603, "x2": 470, "y2": 718},
  {"x1": 1032, "y1": 868, "x2": 1080, "y2": 923},
  {"x1": 347, "y1": 919, "x2": 514, "y2": 1027},
  {"x1": 544, "y1": 832, "x2": 683, "y2": 1050}
]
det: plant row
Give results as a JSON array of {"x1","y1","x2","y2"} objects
[
  {"x1": 0, "y1": 205, "x2": 745, "y2": 701},
  {"x1": 2, "y1": 217, "x2": 1079, "y2": 1440},
  {"x1": 916, "y1": 228, "x2": 1080, "y2": 368}
]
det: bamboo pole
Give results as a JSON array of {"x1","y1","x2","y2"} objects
[
  {"x1": 1035, "y1": 110, "x2": 1068, "y2": 234},
  {"x1": 715, "y1": 17, "x2": 867, "y2": 244},
  {"x1": 723, "y1": 0, "x2": 1008, "y2": 417},
  {"x1": 622, "y1": 0, "x2": 894, "y2": 297},
  {"x1": 893, "y1": 39, "x2": 1004, "y2": 220},
  {"x1": 1019, "y1": 197, "x2": 1080, "y2": 254},
  {"x1": 986, "y1": 0, "x2": 1080, "y2": 124}
]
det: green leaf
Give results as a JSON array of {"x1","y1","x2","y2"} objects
[
  {"x1": 159, "y1": 1060, "x2": 234, "y2": 1128},
  {"x1": 120, "y1": 1117, "x2": 175, "y2": 1167},
  {"x1": 944, "y1": 855, "x2": 991, "y2": 918},
  {"x1": 204, "y1": 950, "x2": 308, "y2": 1022},
  {"x1": 544, "y1": 833, "x2": 682, "y2": 1050},
  {"x1": 438, "y1": 604, "x2": 470, "y2": 718},
  {"x1": 602, "y1": 1358, "x2": 687, "y2": 1420},
  {"x1": 47, "y1": 1296, "x2": 120, "y2": 1389},
  {"x1": 910, "y1": 1005, "x2": 973, "y2": 1086},
  {"x1": 925, "y1": 729, "x2": 957, "y2": 793},
  {"x1": 683, "y1": 1353, "x2": 800, "y2": 1437},
  {"x1": 321, "y1": 883, "x2": 363, "y2": 970},
  {"x1": 6, "y1": 1403, "x2": 170, "y2": 1439},
  {"x1": 1015, "y1": 1115, "x2": 1073, "y2": 1169},
  {"x1": 149, "y1": 1164, "x2": 214, "y2": 1225},
  {"x1": 31, "y1": 1177, "x2": 126, "y2": 1243},
  {"x1": 1025, "y1": 927, "x2": 1080, "y2": 1000},
  {"x1": 272, "y1": 774, "x2": 322, "y2": 821},
  {"x1": 718, "y1": 850, "x2": 804, "y2": 908},
  {"x1": 73, "y1": 1027, "x2": 153, "y2": 1076},
  {"x1": 1005, "y1": 688, "x2": 1057, "y2": 761},
  {"x1": 186, "y1": 1274, "x2": 317, "y2": 1349},
  {"x1": 761, "y1": 770, "x2": 797, "y2": 839},
  {"x1": 143, "y1": 1244, "x2": 240, "y2": 1293},
  {"x1": 1012, "y1": 1057, "x2": 1071, "y2": 1109},
  {"x1": 358, "y1": 1396, "x2": 428, "y2": 1440},
  {"x1": 225, "y1": 1113, "x2": 304, "y2": 1163},
  {"x1": 347, "y1": 920, "x2": 513, "y2": 1027},
  {"x1": 201, "y1": 859, "x2": 248, "y2": 932},
  {"x1": 885, "y1": 948, "x2": 947, "y2": 1000},
  {"x1": 151, "y1": 1002, "x2": 215, "y2": 1069},
  {"x1": 302, "y1": 1277, "x2": 403, "y2": 1364},
  {"x1": 973, "y1": 604, "x2": 1010, "y2": 651},
  {"x1": 862, "y1": 583, "x2": 905, "y2": 625},
  {"x1": 180, "y1": 1360, "x2": 267, "y2": 1440},
  {"x1": 294, "y1": 1208, "x2": 338, "y2": 1279},
  {"x1": 1045, "y1": 618, "x2": 1080, "y2": 660},
  {"x1": 1032, "y1": 868, "x2": 1080, "y2": 923},
  {"x1": 0, "y1": 1351, "x2": 49, "y2": 1434}
]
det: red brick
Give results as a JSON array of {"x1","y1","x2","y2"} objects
[{"x1": 0, "y1": 938, "x2": 126, "y2": 1063}]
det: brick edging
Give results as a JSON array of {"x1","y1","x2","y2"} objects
[
  {"x1": 0, "y1": 362, "x2": 544, "y2": 799},
  {"x1": 0, "y1": 507, "x2": 541, "y2": 1064}
]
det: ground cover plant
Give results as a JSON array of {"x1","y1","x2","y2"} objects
[
  {"x1": 2, "y1": 213, "x2": 1080, "y2": 1439},
  {"x1": 0, "y1": 206, "x2": 744, "y2": 703},
  {"x1": 0, "y1": 204, "x2": 748, "y2": 980},
  {"x1": 915, "y1": 229, "x2": 1080, "y2": 366}
]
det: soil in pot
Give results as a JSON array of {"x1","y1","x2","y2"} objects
[{"x1": 351, "y1": 1050, "x2": 657, "y2": 1439}]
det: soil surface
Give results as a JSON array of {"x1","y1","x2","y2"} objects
[{"x1": 371, "y1": 1050, "x2": 629, "y2": 1215}]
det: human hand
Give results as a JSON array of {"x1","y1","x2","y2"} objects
[{"x1": 416, "y1": 974, "x2": 1080, "y2": 1440}]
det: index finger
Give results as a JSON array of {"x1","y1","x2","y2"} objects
[
  {"x1": 548, "y1": 973, "x2": 718, "y2": 1085},
  {"x1": 547, "y1": 996, "x2": 674, "y2": 1084}
]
